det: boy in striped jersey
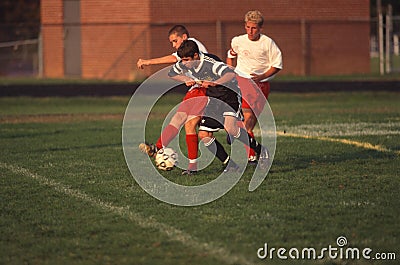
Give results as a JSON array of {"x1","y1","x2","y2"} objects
[{"x1": 169, "y1": 40, "x2": 270, "y2": 172}]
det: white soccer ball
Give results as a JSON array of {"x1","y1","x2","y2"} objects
[{"x1": 155, "y1": 148, "x2": 178, "y2": 171}]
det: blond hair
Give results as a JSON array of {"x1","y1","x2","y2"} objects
[{"x1": 245, "y1": 10, "x2": 264, "y2": 27}]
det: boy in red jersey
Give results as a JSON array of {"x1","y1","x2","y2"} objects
[{"x1": 138, "y1": 25, "x2": 208, "y2": 174}]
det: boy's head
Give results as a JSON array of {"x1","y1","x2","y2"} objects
[
  {"x1": 244, "y1": 10, "x2": 264, "y2": 41},
  {"x1": 168, "y1": 25, "x2": 190, "y2": 38},
  {"x1": 245, "y1": 10, "x2": 264, "y2": 27},
  {"x1": 168, "y1": 25, "x2": 190, "y2": 50},
  {"x1": 177, "y1": 40, "x2": 200, "y2": 60}
]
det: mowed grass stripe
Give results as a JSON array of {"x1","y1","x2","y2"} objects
[
  {"x1": 276, "y1": 131, "x2": 400, "y2": 156},
  {"x1": 0, "y1": 162, "x2": 255, "y2": 265}
]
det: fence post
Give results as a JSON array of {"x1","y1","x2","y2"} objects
[
  {"x1": 394, "y1": 34, "x2": 399, "y2": 56},
  {"x1": 216, "y1": 20, "x2": 223, "y2": 59},
  {"x1": 377, "y1": 0, "x2": 385, "y2": 75},
  {"x1": 38, "y1": 29, "x2": 43, "y2": 78},
  {"x1": 300, "y1": 19, "x2": 309, "y2": 76},
  {"x1": 385, "y1": 4, "x2": 392, "y2": 74}
]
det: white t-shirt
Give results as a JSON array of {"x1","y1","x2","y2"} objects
[
  {"x1": 172, "y1": 37, "x2": 208, "y2": 60},
  {"x1": 228, "y1": 34, "x2": 282, "y2": 82}
]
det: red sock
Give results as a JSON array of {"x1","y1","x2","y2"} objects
[
  {"x1": 186, "y1": 134, "x2": 198, "y2": 170},
  {"x1": 156, "y1": 124, "x2": 179, "y2": 149},
  {"x1": 247, "y1": 131, "x2": 256, "y2": 159}
]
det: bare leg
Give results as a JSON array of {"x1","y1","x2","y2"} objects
[
  {"x1": 169, "y1": 111, "x2": 188, "y2": 128},
  {"x1": 243, "y1": 108, "x2": 257, "y2": 133}
]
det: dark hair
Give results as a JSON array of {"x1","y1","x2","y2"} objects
[
  {"x1": 168, "y1": 25, "x2": 190, "y2": 38},
  {"x1": 177, "y1": 40, "x2": 199, "y2": 58}
]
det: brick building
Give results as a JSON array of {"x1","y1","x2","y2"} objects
[{"x1": 41, "y1": 0, "x2": 370, "y2": 80}]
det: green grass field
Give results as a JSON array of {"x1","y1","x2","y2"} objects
[{"x1": 1, "y1": 91, "x2": 399, "y2": 265}]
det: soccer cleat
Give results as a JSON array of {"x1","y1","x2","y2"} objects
[
  {"x1": 181, "y1": 169, "x2": 198, "y2": 175},
  {"x1": 223, "y1": 160, "x2": 241, "y2": 173},
  {"x1": 138, "y1": 142, "x2": 158, "y2": 158},
  {"x1": 257, "y1": 146, "x2": 271, "y2": 170},
  {"x1": 248, "y1": 155, "x2": 258, "y2": 166}
]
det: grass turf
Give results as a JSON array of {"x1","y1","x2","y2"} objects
[{"x1": 0, "y1": 92, "x2": 399, "y2": 265}]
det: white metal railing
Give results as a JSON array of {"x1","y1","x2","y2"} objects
[{"x1": 0, "y1": 36, "x2": 42, "y2": 77}]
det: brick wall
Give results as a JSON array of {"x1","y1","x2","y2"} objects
[
  {"x1": 41, "y1": 0, "x2": 370, "y2": 79},
  {"x1": 147, "y1": 0, "x2": 370, "y2": 77},
  {"x1": 80, "y1": 0, "x2": 150, "y2": 80},
  {"x1": 41, "y1": 0, "x2": 64, "y2": 78},
  {"x1": 149, "y1": 0, "x2": 369, "y2": 22}
]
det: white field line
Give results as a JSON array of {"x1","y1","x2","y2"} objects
[
  {"x1": 277, "y1": 122, "x2": 400, "y2": 137},
  {"x1": 276, "y1": 131, "x2": 400, "y2": 155},
  {"x1": 254, "y1": 122, "x2": 400, "y2": 155},
  {"x1": 0, "y1": 162, "x2": 255, "y2": 265}
]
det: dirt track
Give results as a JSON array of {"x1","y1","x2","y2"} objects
[
  {"x1": 0, "y1": 113, "x2": 123, "y2": 124},
  {"x1": 0, "y1": 80, "x2": 399, "y2": 97}
]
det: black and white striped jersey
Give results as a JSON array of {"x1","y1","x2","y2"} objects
[{"x1": 168, "y1": 53, "x2": 241, "y2": 98}]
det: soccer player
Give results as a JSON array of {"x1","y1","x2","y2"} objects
[
  {"x1": 138, "y1": 25, "x2": 208, "y2": 175},
  {"x1": 169, "y1": 40, "x2": 270, "y2": 172},
  {"x1": 227, "y1": 10, "x2": 282, "y2": 164},
  {"x1": 137, "y1": 25, "x2": 207, "y2": 68}
]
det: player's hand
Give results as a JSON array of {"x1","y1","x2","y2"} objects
[
  {"x1": 201, "y1": 81, "x2": 216, "y2": 88},
  {"x1": 250, "y1": 73, "x2": 264, "y2": 83},
  {"x1": 137, "y1": 59, "x2": 147, "y2": 69},
  {"x1": 185, "y1": 80, "x2": 197, "y2": 87}
]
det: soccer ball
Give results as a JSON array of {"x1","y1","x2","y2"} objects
[{"x1": 155, "y1": 148, "x2": 178, "y2": 171}]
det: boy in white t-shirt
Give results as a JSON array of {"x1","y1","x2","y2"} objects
[{"x1": 227, "y1": 10, "x2": 283, "y2": 164}]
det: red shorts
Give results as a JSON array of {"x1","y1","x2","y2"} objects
[
  {"x1": 176, "y1": 86, "x2": 208, "y2": 116},
  {"x1": 236, "y1": 76, "x2": 270, "y2": 116}
]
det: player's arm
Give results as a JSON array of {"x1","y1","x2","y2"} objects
[
  {"x1": 137, "y1": 55, "x2": 178, "y2": 69},
  {"x1": 250, "y1": 67, "x2": 281, "y2": 83},
  {"x1": 167, "y1": 62, "x2": 197, "y2": 87},
  {"x1": 226, "y1": 48, "x2": 238, "y2": 66},
  {"x1": 203, "y1": 72, "x2": 236, "y2": 88},
  {"x1": 226, "y1": 57, "x2": 236, "y2": 66},
  {"x1": 170, "y1": 74, "x2": 197, "y2": 87}
]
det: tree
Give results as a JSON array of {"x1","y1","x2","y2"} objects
[{"x1": 0, "y1": 0, "x2": 40, "y2": 42}]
